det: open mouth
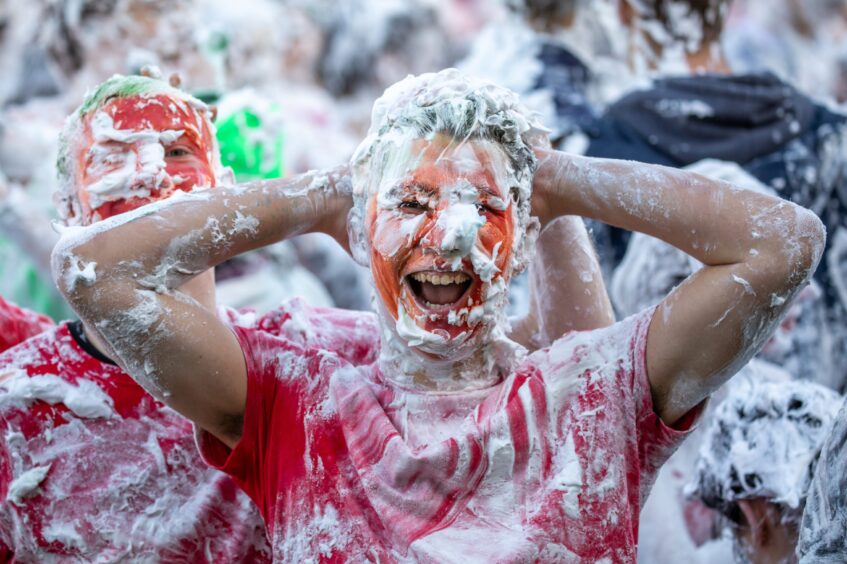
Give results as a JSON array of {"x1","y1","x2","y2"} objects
[{"x1": 406, "y1": 270, "x2": 473, "y2": 310}]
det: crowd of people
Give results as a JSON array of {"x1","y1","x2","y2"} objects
[{"x1": 0, "y1": 0, "x2": 844, "y2": 562}]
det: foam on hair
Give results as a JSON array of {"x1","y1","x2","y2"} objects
[
  {"x1": 349, "y1": 68, "x2": 547, "y2": 271},
  {"x1": 689, "y1": 376, "x2": 842, "y2": 517}
]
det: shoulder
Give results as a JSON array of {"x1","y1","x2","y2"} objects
[
  {"x1": 0, "y1": 323, "x2": 68, "y2": 371},
  {"x1": 526, "y1": 308, "x2": 655, "y2": 397},
  {"x1": 0, "y1": 295, "x2": 55, "y2": 354}
]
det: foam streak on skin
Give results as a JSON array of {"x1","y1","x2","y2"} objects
[{"x1": 533, "y1": 148, "x2": 827, "y2": 424}]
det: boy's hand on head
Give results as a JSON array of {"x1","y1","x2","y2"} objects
[
  {"x1": 530, "y1": 146, "x2": 571, "y2": 228},
  {"x1": 317, "y1": 165, "x2": 354, "y2": 254}
]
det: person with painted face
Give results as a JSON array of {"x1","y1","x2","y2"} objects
[
  {"x1": 56, "y1": 69, "x2": 825, "y2": 561},
  {"x1": 0, "y1": 75, "x2": 271, "y2": 560}
]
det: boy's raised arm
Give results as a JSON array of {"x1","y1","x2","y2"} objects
[
  {"x1": 532, "y1": 149, "x2": 826, "y2": 426},
  {"x1": 53, "y1": 167, "x2": 352, "y2": 447}
]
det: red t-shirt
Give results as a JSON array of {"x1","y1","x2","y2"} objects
[
  {"x1": 0, "y1": 296, "x2": 54, "y2": 354},
  {"x1": 200, "y1": 300, "x2": 698, "y2": 563},
  {"x1": 0, "y1": 320, "x2": 271, "y2": 562}
]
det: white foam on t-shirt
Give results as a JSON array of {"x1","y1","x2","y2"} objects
[
  {"x1": 6, "y1": 464, "x2": 51, "y2": 505},
  {"x1": 0, "y1": 370, "x2": 114, "y2": 419}
]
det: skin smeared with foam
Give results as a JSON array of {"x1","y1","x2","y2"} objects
[{"x1": 350, "y1": 69, "x2": 543, "y2": 392}]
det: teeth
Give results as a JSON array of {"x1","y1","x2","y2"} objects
[{"x1": 411, "y1": 271, "x2": 471, "y2": 285}]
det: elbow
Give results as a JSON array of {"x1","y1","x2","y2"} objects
[
  {"x1": 763, "y1": 206, "x2": 827, "y2": 291},
  {"x1": 792, "y1": 207, "x2": 827, "y2": 280},
  {"x1": 51, "y1": 233, "x2": 102, "y2": 310}
]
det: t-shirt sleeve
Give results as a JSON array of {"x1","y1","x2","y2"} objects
[
  {"x1": 624, "y1": 307, "x2": 704, "y2": 481},
  {"x1": 541, "y1": 307, "x2": 702, "y2": 496},
  {"x1": 195, "y1": 324, "x2": 314, "y2": 527},
  {"x1": 0, "y1": 296, "x2": 54, "y2": 354}
]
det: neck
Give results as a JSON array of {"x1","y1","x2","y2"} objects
[
  {"x1": 685, "y1": 43, "x2": 731, "y2": 74},
  {"x1": 377, "y1": 323, "x2": 521, "y2": 394}
]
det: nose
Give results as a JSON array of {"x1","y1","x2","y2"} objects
[{"x1": 421, "y1": 202, "x2": 484, "y2": 257}]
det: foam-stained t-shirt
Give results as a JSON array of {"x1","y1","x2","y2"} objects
[
  {"x1": 199, "y1": 300, "x2": 698, "y2": 563},
  {"x1": 0, "y1": 320, "x2": 271, "y2": 562},
  {"x1": 0, "y1": 295, "x2": 54, "y2": 354}
]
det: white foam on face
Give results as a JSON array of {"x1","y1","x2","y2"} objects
[
  {"x1": 84, "y1": 111, "x2": 184, "y2": 210},
  {"x1": 346, "y1": 70, "x2": 549, "y2": 390},
  {"x1": 431, "y1": 180, "x2": 486, "y2": 256}
]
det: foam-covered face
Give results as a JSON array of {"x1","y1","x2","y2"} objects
[
  {"x1": 74, "y1": 94, "x2": 217, "y2": 224},
  {"x1": 365, "y1": 133, "x2": 518, "y2": 358}
]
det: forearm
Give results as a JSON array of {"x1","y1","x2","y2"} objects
[
  {"x1": 536, "y1": 150, "x2": 823, "y2": 278},
  {"x1": 51, "y1": 167, "x2": 350, "y2": 440},
  {"x1": 54, "y1": 166, "x2": 350, "y2": 303},
  {"x1": 514, "y1": 216, "x2": 614, "y2": 349}
]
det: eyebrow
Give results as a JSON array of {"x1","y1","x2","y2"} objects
[
  {"x1": 402, "y1": 180, "x2": 502, "y2": 200},
  {"x1": 400, "y1": 182, "x2": 437, "y2": 196}
]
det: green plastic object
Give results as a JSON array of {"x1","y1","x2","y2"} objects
[{"x1": 216, "y1": 106, "x2": 285, "y2": 182}]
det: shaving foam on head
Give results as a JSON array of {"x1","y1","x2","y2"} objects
[
  {"x1": 688, "y1": 375, "x2": 842, "y2": 513},
  {"x1": 350, "y1": 68, "x2": 546, "y2": 274}
]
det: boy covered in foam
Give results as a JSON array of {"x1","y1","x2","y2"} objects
[
  {"x1": 689, "y1": 377, "x2": 842, "y2": 564},
  {"x1": 56, "y1": 69, "x2": 825, "y2": 562},
  {"x1": 0, "y1": 75, "x2": 271, "y2": 560}
]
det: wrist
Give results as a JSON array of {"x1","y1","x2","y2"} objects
[
  {"x1": 531, "y1": 148, "x2": 570, "y2": 227},
  {"x1": 315, "y1": 166, "x2": 353, "y2": 247}
]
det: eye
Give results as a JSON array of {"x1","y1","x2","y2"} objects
[
  {"x1": 165, "y1": 146, "x2": 191, "y2": 158},
  {"x1": 475, "y1": 202, "x2": 494, "y2": 214},
  {"x1": 399, "y1": 200, "x2": 426, "y2": 213}
]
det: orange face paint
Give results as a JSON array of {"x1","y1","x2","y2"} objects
[{"x1": 365, "y1": 134, "x2": 517, "y2": 354}]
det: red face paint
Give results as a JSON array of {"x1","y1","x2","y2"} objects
[
  {"x1": 366, "y1": 135, "x2": 515, "y2": 351},
  {"x1": 75, "y1": 94, "x2": 217, "y2": 224}
]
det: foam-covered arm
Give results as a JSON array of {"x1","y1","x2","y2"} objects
[
  {"x1": 511, "y1": 215, "x2": 614, "y2": 349},
  {"x1": 533, "y1": 149, "x2": 826, "y2": 425},
  {"x1": 52, "y1": 166, "x2": 351, "y2": 447}
]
